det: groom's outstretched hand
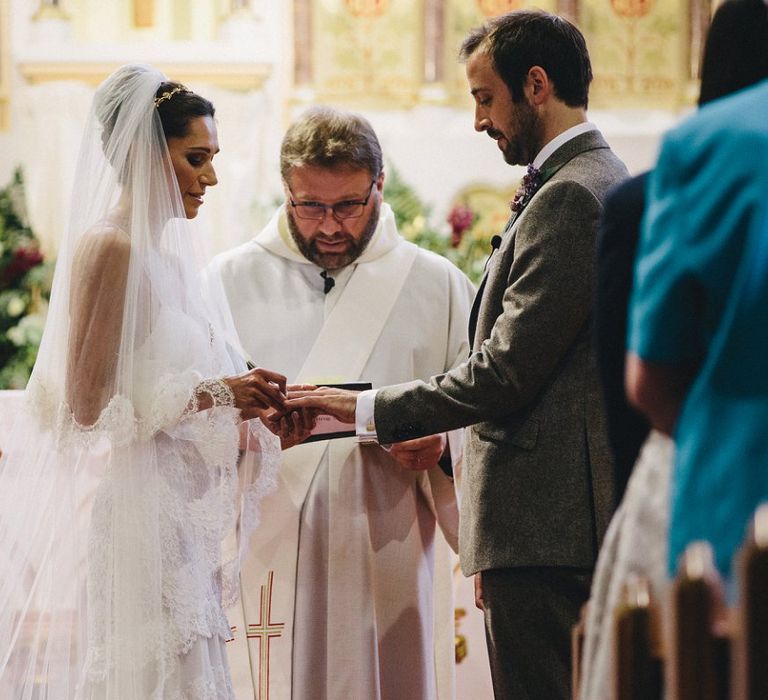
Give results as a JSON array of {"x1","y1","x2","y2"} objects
[{"x1": 285, "y1": 386, "x2": 359, "y2": 425}]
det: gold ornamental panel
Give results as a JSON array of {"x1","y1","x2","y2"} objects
[
  {"x1": 580, "y1": 0, "x2": 693, "y2": 109},
  {"x1": 312, "y1": 0, "x2": 424, "y2": 107}
]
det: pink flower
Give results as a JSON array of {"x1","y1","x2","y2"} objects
[
  {"x1": 447, "y1": 205, "x2": 475, "y2": 248},
  {"x1": 1, "y1": 247, "x2": 44, "y2": 286}
]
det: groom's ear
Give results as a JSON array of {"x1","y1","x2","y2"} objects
[{"x1": 525, "y1": 66, "x2": 551, "y2": 106}]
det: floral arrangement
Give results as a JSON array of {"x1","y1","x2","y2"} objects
[
  {"x1": 384, "y1": 165, "x2": 513, "y2": 283},
  {"x1": 510, "y1": 164, "x2": 541, "y2": 213},
  {"x1": 0, "y1": 169, "x2": 53, "y2": 389}
]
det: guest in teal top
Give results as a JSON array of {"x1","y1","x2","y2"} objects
[{"x1": 626, "y1": 80, "x2": 768, "y2": 586}]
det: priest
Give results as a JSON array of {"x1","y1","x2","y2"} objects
[{"x1": 205, "y1": 107, "x2": 475, "y2": 700}]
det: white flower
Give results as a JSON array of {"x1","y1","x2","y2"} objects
[
  {"x1": 6, "y1": 325, "x2": 25, "y2": 346},
  {"x1": 6, "y1": 313, "x2": 45, "y2": 346},
  {"x1": 6, "y1": 295, "x2": 26, "y2": 317}
]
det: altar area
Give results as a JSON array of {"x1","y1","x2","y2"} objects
[{"x1": 0, "y1": 0, "x2": 713, "y2": 696}]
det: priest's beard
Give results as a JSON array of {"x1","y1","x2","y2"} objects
[{"x1": 287, "y1": 198, "x2": 380, "y2": 270}]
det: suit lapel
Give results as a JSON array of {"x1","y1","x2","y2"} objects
[
  {"x1": 466, "y1": 129, "x2": 612, "y2": 349},
  {"x1": 468, "y1": 214, "x2": 516, "y2": 346},
  {"x1": 468, "y1": 275, "x2": 486, "y2": 347}
]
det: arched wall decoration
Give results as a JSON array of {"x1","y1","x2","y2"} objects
[
  {"x1": 309, "y1": 0, "x2": 424, "y2": 107},
  {"x1": 293, "y1": 0, "x2": 707, "y2": 110},
  {"x1": 581, "y1": 0, "x2": 708, "y2": 108}
]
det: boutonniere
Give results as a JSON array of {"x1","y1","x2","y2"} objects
[{"x1": 510, "y1": 164, "x2": 542, "y2": 213}]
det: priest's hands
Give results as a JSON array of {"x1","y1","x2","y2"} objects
[
  {"x1": 262, "y1": 389, "x2": 319, "y2": 449},
  {"x1": 285, "y1": 386, "x2": 359, "y2": 425},
  {"x1": 388, "y1": 433, "x2": 447, "y2": 471}
]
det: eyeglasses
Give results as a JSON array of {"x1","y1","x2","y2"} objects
[{"x1": 287, "y1": 180, "x2": 376, "y2": 221}]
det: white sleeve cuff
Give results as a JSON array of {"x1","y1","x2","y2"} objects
[{"x1": 355, "y1": 389, "x2": 379, "y2": 444}]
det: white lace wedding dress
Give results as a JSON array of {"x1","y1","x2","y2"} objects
[
  {"x1": 0, "y1": 64, "x2": 280, "y2": 699},
  {"x1": 16, "y1": 305, "x2": 279, "y2": 700}
]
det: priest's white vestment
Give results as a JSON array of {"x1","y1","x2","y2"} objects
[{"x1": 205, "y1": 203, "x2": 475, "y2": 700}]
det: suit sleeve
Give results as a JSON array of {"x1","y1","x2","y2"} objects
[{"x1": 375, "y1": 180, "x2": 602, "y2": 443}]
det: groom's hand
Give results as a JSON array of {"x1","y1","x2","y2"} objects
[{"x1": 285, "y1": 386, "x2": 359, "y2": 424}]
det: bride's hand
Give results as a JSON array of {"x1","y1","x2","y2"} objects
[{"x1": 225, "y1": 367, "x2": 287, "y2": 421}]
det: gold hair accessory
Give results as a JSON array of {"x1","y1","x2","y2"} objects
[{"x1": 153, "y1": 84, "x2": 191, "y2": 107}]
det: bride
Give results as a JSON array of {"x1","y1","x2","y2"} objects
[{"x1": 0, "y1": 64, "x2": 291, "y2": 698}]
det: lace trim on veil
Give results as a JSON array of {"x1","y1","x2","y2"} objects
[{"x1": 22, "y1": 372, "x2": 280, "y2": 690}]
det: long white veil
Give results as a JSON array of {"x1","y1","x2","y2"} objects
[{"x1": 0, "y1": 64, "x2": 279, "y2": 698}]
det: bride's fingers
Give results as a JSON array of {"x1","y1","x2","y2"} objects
[
  {"x1": 250, "y1": 379, "x2": 286, "y2": 408},
  {"x1": 252, "y1": 368, "x2": 287, "y2": 394}
]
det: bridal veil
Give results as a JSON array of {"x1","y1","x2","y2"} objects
[{"x1": 0, "y1": 64, "x2": 279, "y2": 698}]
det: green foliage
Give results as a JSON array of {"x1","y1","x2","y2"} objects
[
  {"x1": 384, "y1": 165, "x2": 450, "y2": 254},
  {"x1": 0, "y1": 168, "x2": 53, "y2": 389},
  {"x1": 384, "y1": 165, "x2": 500, "y2": 284}
]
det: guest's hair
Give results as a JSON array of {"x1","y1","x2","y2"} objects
[
  {"x1": 698, "y1": 0, "x2": 768, "y2": 106},
  {"x1": 280, "y1": 107, "x2": 383, "y2": 182},
  {"x1": 459, "y1": 9, "x2": 592, "y2": 108},
  {"x1": 154, "y1": 81, "x2": 215, "y2": 139}
]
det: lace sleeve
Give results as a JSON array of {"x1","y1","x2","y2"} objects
[
  {"x1": 187, "y1": 377, "x2": 235, "y2": 414},
  {"x1": 65, "y1": 228, "x2": 131, "y2": 426}
]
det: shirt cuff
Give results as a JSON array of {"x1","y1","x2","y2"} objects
[{"x1": 355, "y1": 388, "x2": 379, "y2": 444}]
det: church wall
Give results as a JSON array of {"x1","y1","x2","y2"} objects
[
  {"x1": 1, "y1": 0, "x2": 288, "y2": 256},
  {"x1": 2, "y1": 0, "x2": 693, "y2": 258}
]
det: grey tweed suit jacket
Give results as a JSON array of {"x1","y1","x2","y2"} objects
[{"x1": 375, "y1": 130, "x2": 629, "y2": 576}]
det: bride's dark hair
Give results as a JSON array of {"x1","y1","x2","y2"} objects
[
  {"x1": 93, "y1": 67, "x2": 215, "y2": 184},
  {"x1": 154, "y1": 81, "x2": 215, "y2": 139}
]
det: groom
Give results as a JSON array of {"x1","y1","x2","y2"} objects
[{"x1": 290, "y1": 10, "x2": 628, "y2": 699}]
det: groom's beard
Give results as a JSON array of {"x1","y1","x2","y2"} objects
[{"x1": 287, "y1": 198, "x2": 380, "y2": 270}]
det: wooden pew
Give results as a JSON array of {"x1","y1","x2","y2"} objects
[
  {"x1": 613, "y1": 574, "x2": 662, "y2": 700},
  {"x1": 667, "y1": 541, "x2": 730, "y2": 700},
  {"x1": 731, "y1": 504, "x2": 768, "y2": 700}
]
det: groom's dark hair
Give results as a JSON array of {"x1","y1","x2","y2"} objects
[{"x1": 459, "y1": 9, "x2": 592, "y2": 109}]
